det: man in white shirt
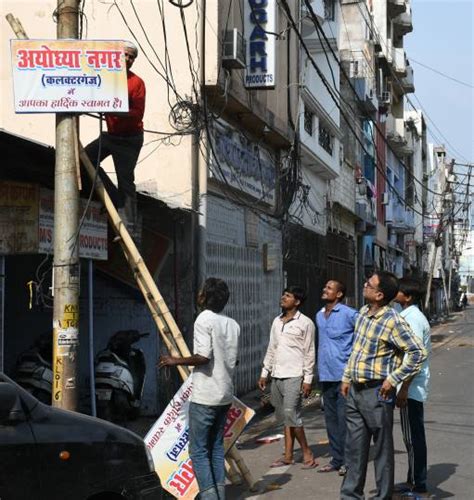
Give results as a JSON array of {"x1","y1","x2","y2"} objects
[
  {"x1": 258, "y1": 286, "x2": 317, "y2": 469},
  {"x1": 394, "y1": 278, "x2": 431, "y2": 497},
  {"x1": 159, "y1": 278, "x2": 240, "y2": 500}
]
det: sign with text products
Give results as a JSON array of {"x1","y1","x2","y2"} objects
[
  {"x1": 144, "y1": 375, "x2": 255, "y2": 499},
  {"x1": 39, "y1": 188, "x2": 108, "y2": 260},
  {"x1": 11, "y1": 39, "x2": 129, "y2": 113},
  {"x1": 244, "y1": 0, "x2": 277, "y2": 88}
]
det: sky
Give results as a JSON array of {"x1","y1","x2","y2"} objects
[{"x1": 405, "y1": 0, "x2": 474, "y2": 164}]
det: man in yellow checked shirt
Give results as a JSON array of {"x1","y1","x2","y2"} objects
[{"x1": 340, "y1": 271, "x2": 426, "y2": 500}]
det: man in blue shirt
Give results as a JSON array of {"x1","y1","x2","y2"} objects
[
  {"x1": 315, "y1": 280, "x2": 357, "y2": 475},
  {"x1": 394, "y1": 278, "x2": 431, "y2": 497}
]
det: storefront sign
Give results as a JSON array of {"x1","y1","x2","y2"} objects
[
  {"x1": 38, "y1": 188, "x2": 108, "y2": 260},
  {"x1": 244, "y1": 0, "x2": 276, "y2": 88},
  {"x1": 11, "y1": 39, "x2": 129, "y2": 113},
  {"x1": 0, "y1": 181, "x2": 39, "y2": 254},
  {"x1": 144, "y1": 375, "x2": 255, "y2": 500},
  {"x1": 210, "y1": 121, "x2": 276, "y2": 205},
  {"x1": 0, "y1": 181, "x2": 107, "y2": 259}
]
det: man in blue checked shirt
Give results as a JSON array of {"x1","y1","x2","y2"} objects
[
  {"x1": 315, "y1": 280, "x2": 357, "y2": 476},
  {"x1": 340, "y1": 271, "x2": 426, "y2": 500}
]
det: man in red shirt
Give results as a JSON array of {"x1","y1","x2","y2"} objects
[{"x1": 85, "y1": 41, "x2": 146, "y2": 235}]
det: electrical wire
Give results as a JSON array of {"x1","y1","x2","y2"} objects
[
  {"x1": 302, "y1": 0, "x2": 454, "y2": 200},
  {"x1": 112, "y1": 0, "x2": 186, "y2": 108},
  {"x1": 409, "y1": 57, "x2": 474, "y2": 90},
  {"x1": 355, "y1": 0, "x2": 472, "y2": 164},
  {"x1": 280, "y1": 0, "x2": 425, "y2": 217}
]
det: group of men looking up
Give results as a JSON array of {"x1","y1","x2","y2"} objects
[
  {"x1": 160, "y1": 272, "x2": 431, "y2": 499},
  {"x1": 258, "y1": 272, "x2": 430, "y2": 499}
]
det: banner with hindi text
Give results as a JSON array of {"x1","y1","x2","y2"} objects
[
  {"x1": 144, "y1": 375, "x2": 255, "y2": 499},
  {"x1": 11, "y1": 39, "x2": 129, "y2": 113}
]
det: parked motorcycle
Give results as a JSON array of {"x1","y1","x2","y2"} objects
[
  {"x1": 15, "y1": 332, "x2": 53, "y2": 404},
  {"x1": 94, "y1": 329, "x2": 149, "y2": 421}
]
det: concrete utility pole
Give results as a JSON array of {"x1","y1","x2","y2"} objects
[
  {"x1": 52, "y1": 0, "x2": 81, "y2": 410},
  {"x1": 424, "y1": 160, "x2": 455, "y2": 314}
]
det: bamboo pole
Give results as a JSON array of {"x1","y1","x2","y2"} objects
[
  {"x1": 6, "y1": 14, "x2": 254, "y2": 488},
  {"x1": 225, "y1": 457, "x2": 242, "y2": 486},
  {"x1": 80, "y1": 147, "x2": 253, "y2": 486},
  {"x1": 79, "y1": 146, "x2": 191, "y2": 355}
]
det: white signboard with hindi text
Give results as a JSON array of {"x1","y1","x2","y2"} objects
[
  {"x1": 11, "y1": 39, "x2": 129, "y2": 113},
  {"x1": 144, "y1": 375, "x2": 255, "y2": 499}
]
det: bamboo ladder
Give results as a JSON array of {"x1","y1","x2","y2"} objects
[{"x1": 6, "y1": 13, "x2": 255, "y2": 491}]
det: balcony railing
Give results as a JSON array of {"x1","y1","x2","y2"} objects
[{"x1": 386, "y1": 198, "x2": 415, "y2": 232}]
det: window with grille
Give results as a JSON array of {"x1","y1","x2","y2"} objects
[
  {"x1": 319, "y1": 123, "x2": 334, "y2": 155},
  {"x1": 304, "y1": 106, "x2": 314, "y2": 136}
]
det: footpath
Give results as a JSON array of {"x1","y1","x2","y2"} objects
[{"x1": 227, "y1": 307, "x2": 474, "y2": 499}]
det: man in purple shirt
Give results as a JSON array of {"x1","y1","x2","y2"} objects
[{"x1": 316, "y1": 280, "x2": 357, "y2": 475}]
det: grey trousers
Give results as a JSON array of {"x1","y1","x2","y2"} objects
[{"x1": 340, "y1": 384, "x2": 395, "y2": 500}]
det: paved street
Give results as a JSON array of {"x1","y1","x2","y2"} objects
[{"x1": 227, "y1": 307, "x2": 474, "y2": 499}]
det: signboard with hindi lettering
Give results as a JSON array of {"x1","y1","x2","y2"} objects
[
  {"x1": 144, "y1": 375, "x2": 255, "y2": 499},
  {"x1": 10, "y1": 39, "x2": 129, "y2": 113}
]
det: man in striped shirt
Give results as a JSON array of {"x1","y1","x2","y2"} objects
[{"x1": 340, "y1": 271, "x2": 426, "y2": 500}]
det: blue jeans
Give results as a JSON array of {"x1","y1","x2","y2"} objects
[
  {"x1": 189, "y1": 402, "x2": 230, "y2": 500},
  {"x1": 322, "y1": 381, "x2": 347, "y2": 468}
]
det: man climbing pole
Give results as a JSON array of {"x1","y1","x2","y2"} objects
[{"x1": 85, "y1": 40, "x2": 145, "y2": 238}]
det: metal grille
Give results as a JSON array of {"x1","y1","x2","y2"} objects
[
  {"x1": 304, "y1": 106, "x2": 314, "y2": 136},
  {"x1": 206, "y1": 240, "x2": 283, "y2": 395}
]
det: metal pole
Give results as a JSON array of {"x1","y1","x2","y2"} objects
[
  {"x1": 0, "y1": 256, "x2": 5, "y2": 372},
  {"x1": 448, "y1": 259, "x2": 453, "y2": 302},
  {"x1": 52, "y1": 0, "x2": 80, "y2": 410},
  {"x1": 441, "y1": 263, "x2": 450, "y2": 316},
  {"x1": 88, "y1": 259, "x2": 96, "y2": 417},
  {"x1": 424, "y1": 243, "x2": 438, "y2": 311}
]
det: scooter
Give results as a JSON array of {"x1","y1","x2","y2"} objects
[
  {"x1": 94, "y1": 330, "x2": 149, "y2": 421},
  {"x1": 15, "y1": 332, "x2": 53, "y2": 404}
]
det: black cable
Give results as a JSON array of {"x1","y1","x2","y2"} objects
[
  {"x1": 409, "y1": 57, "x2": 474, "y2": 89},
  {"x1": 83, "y1": 112, "x2": 190, "y2": 137},
  {"x1": 112, "y1": 0, "x2": 186, "y2": 106},
  {"x1": 302, "y1": 0, "x2": 448, "y2": 199},
  {"x1": 179, "y1": 5, "x2": 200, "y2": 101},
  {"x1": 169, "y1": 0, "x2": 193, "y2": 8},
  {"x1": 70, "y1": 114, "x2": 104, "y2": 259},
  {"x1": 280, "y1": 0, "x2": 425, "y2": 217},
  {"x1": 128, "y1": 0, "x2": 178, "y2": 109},
  {"x1": 354, "y1": 0, "x2": 471, "y2": 164},
  {"x1": 198, "y1": 3, "x2": 286, "y2": 227},
  {"x1": 157, "y1": 0, "x2": 179, "y2": 109}
]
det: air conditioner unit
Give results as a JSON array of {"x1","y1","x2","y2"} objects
[
  {"x1": 381, "y1": 192, "x2": 390, "y2": 205},
  {"x1": 222, "y1": 28, "x2": 246, "y2": 70}
]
